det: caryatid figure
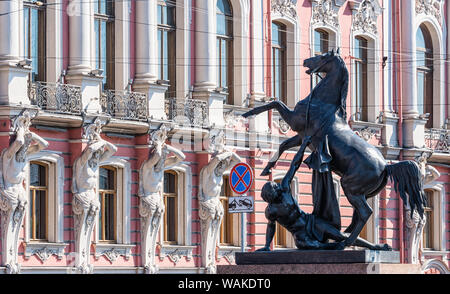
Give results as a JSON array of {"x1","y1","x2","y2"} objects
[
  {"x1": 72, "y1": 118, "x2": 117, "y2": 274},
  {"x1": 0, "y1": 110, "x2": 49, "y2": 274},
  {"x1": 199, "y1": 132, "x2": 241, "y2": 274},
  {"x1": 139, "y1": 126, "x2": 186, "y2": 274}
]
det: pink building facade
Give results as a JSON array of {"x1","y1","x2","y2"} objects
[{"x1": 0, "y1": 0, "x2": 448, "y2": 274}]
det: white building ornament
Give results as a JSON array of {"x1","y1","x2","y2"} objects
[
  {"x1": 72, "y1": 117, "x2": 117, "y2": 274},
  {"x1": 271, "y1": 0, "x2": 298, "y2": 19},
  {"x1": 139, "y1": 125, "x2": 186, "y2": 274},
  {"x1": 0, "y1": 110, "x2": 49, "y2": 274},
  {"x1": 311, "y1": 0, "x2": 340, "y2": 28},
  {"x1": 351, "y1": 0, "x2": 382, "y2": 35},
  {"x1": 416, "y1": 0, "x2": 442, "y2": 25},
  {"x1": 199, "y1": 131, "x2": 241, "y2": 274}
]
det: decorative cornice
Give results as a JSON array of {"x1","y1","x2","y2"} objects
[
  {"x1": 271, "y1": 0, "x2": 297, "y2": 19},
  {"x1": 416, "y1": 0, "x2": 442, "y2": 25},
  {"x1": 94, "y1": 244, "x2": 134, "y2": 263},
  {"x1": 159, "y1": 245, "x2": 195, "y2": 264}
]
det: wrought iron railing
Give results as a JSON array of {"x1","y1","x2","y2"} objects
[
  {"x1": 100, "y1": 90, "x2": 149, "y2": 121},
  {"x1": 28, "y1": 81, "x2": 82, "y2": 115},
  {"x1": 165, "y1": 98, "x2": 209, "y2": 128},
  {"x1": 425, "y1": 128, "x2": 450, "y2": 153}
]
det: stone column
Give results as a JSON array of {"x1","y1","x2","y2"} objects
[
  {"x1": 66, "y1": 0, "x2": 103, "y2": 114},
  {"x1": 133, "y1": 0, "x2": 168, "y2": 120},
  {"x1": 192, "y1": 0, "x2": 225, "y2": 128},
  {"x1": 249, "y1": 0, "x2": 269, "y2": 134},
  {"x1": 0, "y1": 0, "x2": 30, "y2": 106},
  {"x1": 401, "y1": 0, "x2": 427, "y2": 148}
]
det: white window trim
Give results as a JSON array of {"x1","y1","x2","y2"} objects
[
  {"x1": 24, "y1": 151, "x2": 67, "y2": 262},
  {"x1": 423, "y1": 182, "x2": 446, "y2": 253},
  {"x1": 271, "y1": 15, "x2": 300, "y2": 108},
  {"x1": 414, "y1": 17, "x2": 445, "y2": 128},
  {"x1": 94, "y1": 157, "x2": 134, "y2": 262}
]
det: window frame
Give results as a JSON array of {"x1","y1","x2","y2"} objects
[
  {"x1": 94, "y1": 0, "x2": 115, "y2": 90},
  {"x1": 354, "y1": 36, "x2": 368, "y2": 121},
  {"x1": 312, "y1": 28, "x2": 329, "y2": 88},
  {"x1": 163, "y1": 170, "x2": 178, "y2": 245},
  {"x1": 271, "y1": 21, "x2": 287, "y2": 104},
  {"x1": 216, "y1": 0, "x2": 234, "y2": 104},
  {"x1": 416, "y1": 25, "x2": 434, "y2": 129},
  {"x1": 157, "y1": 0, "x2": 176, "y2": 96},
  {"x1": 29, "y1": 161, "x2": 49, "y2": 241},
  {"x1": 98, "y1": 165, "x2": 117, "y2": 243},
  {"x1": 23, "y1": 0, "x2": 47, "y2": 82}
]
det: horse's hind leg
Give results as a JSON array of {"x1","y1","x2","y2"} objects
[
  {"x1": 342, "y1": 193, "x2": 373, "y2": 247},
  {"x1": 262, "y1": 135, "x2": 302, "y2": 176}
]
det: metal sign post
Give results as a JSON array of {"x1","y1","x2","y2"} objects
[{"x1": 228, "y1": 163, "x2": 254, "y2": 253}]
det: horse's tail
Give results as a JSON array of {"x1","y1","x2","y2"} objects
[{"x1": 385, "y1": 161, "x2": 426, "y2": 218}]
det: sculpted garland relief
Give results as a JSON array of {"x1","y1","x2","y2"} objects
[
  {"x1": 416, "y1": 0, "x2": 442, "y2": 24},
  {"x1": 0, "y1": 110, "x2": 49, "y2": 274},
  {"x1": 352, "y1": 0, "x2": 381, "y2": 35},
  {"x1": 311, "y1": 0, "x2": 340, "y2": 28},
  {"x1": 71, "y1": 117, "x2": 117, "y2": 274},
  {"x1": 139, "y1": 125, "x2": 185, "y2": 274}
]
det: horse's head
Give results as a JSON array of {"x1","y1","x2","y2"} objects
[{"x1": 303, "y1": 48, "x2": 343, "y2": 75}]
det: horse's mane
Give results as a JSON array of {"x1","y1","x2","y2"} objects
[{"x1": 337, "y1": 55, "x2": 349, "y2": 121}]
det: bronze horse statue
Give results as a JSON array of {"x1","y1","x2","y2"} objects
[{"x1": 243, "y1": 50, "x2": 426, "y2": 249}]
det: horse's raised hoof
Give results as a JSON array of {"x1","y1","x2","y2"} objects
[{"x1": 260, "y1": 167, "x2": 272, "y2": 177}]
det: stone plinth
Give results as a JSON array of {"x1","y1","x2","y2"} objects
[{"x1": 217, "y1": 250, "x2": 422, "y2": 274}]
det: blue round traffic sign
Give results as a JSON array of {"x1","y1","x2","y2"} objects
[{"x1": 229, "y1": 163, "x2": 253, "y2": 195}]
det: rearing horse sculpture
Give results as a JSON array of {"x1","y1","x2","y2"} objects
[{"x1": 243, "y1": 50, "x2": 427, "y2": 248}]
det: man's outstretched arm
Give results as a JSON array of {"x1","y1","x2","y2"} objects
[{"x1": 281, "y1": 136, "x2": 311, "y2": 192}]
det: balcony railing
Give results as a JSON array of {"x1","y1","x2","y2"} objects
[
  {"x1": 28, "y1": 82, "x2": 82, "y2": 115},
  {"x1": 100, "y1": 90, "x2": 149, "y2": 121},
  {"x1": 425, "y1": 128, "x2": 450, "y2": 153},
  {"x1": 165, "y1": 98, "x2": 209, "y2": 128}
]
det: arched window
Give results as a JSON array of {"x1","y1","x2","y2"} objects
[
  {"x1": 271, "y1": 22, "x2": 287, "y2": 104},
  {"x1": 29, "y1": 162, "x2": 48, "y2": 240},
  {"x1": 216, "y1": 0, "x2": 233, "y2": 104},
  {"x1": 94, "y1": 0, "x2": 115, "y2": 90},
  {"x1": 219, "y1": 175, "x2": 233, "y2": 245},
  {"x1": 24, "y1": 0, "x2": 46, "y2": 82},
  {"x1": 354, "y1": 36, "x2": 368, "y2": 121},
  {"x1": 163, "y1": 171, "x2": 178, "y2": 244},
  {"x1": 99, "y1": 166, "x2": 116, "y2": 242},
  {"x1": 313, "y1": 29, "x2": 329, "y2": 87},
  {"x1": 416, "y1": 25, "x2": 434, "y2": 129},
  {"x1": 157, "y1": 0, "x2": 176, "y2": 96}
]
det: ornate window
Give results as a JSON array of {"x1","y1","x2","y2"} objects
[
  {"x1": 216, "y1": 0, "x2": 233, "y2": 104},
  {"x1": 157, "y1": 0, "x2": 176, "y2": 96},
  {"x1": 29, "y1": 162, "x2": 48, "y2": 241},
  {"x1": 416, "y1": 24, "x2": 434, "y2": 129},
  {"x1": 163, "y1": 171, "x2": 178, "y2": 244},
  {"x1": 272, "y1": 22, "x2": 287, "y2": 103},
  {"x1": 219, "y1": 175, "x2": 233, "y2": 245},
  {"x1": 94, "y1": 0, "x2": 115, "y2": 90},
  {"x1": 99, "y1": 166, "x2": 116, "y2": 242},
  {"x1": 24, "y1": 0, "x2": 46, "y2": 82},
  {"x1": 354, "y1": 36, "x2": 368, "y2": 121}
]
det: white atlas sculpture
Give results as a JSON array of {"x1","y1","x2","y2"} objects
[
  {"x1": 139, "y1": 125, "x2": 185, "y2": 274},
  {"x1": 198, "y1": 131, "x2": 241, "y2": 274},
  {"x1": 0, "y1": 110, "x2": 49, "y2": 274},
  {"x1": 71, "y1": 118, "x2": 117, "y2": 274}
]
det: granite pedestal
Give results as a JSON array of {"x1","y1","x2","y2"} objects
[{"x1": 217, "y1": 250, "x2": 422, "y2": 274}]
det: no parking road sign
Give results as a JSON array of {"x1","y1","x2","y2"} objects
[{"x1": 229, "y1": 162, "x2": 253, "y2": 195}]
